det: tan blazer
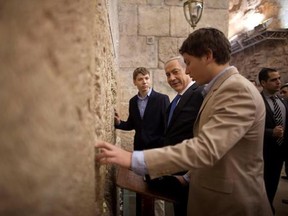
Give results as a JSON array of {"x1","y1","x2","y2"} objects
[{"x1": 144, "y1": 67, "x2": 272, "y2": 216}]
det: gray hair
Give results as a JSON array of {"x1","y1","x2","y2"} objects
[{"x1": 165, "y1": 56, "x2": 186, "y2": 69}]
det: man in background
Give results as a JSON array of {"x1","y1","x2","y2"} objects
[
  {"x1": 114, "y1": 67, "x2": 169, "y2": 216},
  {"x1": 280, "y1": 83, "x2": 288, "y2": 181},
  {"x1": 279, "y1": 83, "x2": 288, "y2": 205},
  {"x1": 259, "y1": 68, "x2": 288, "y2": 214}
]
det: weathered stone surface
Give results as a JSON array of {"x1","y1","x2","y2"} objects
[
  {"x1": 165, "y1": 0, "x2": 183, "y2": 6},
  {"x1": 197, "y1": 8, "x2": 229, "y2": 36},
  {"x1": 152, "y1": 68, "x2": 175, "y2": 101},
  {"x1": 119, "y1": 36, "x2": 158, "y2": 68},
  {"x1": 120, "y1": 0, "x2": 146, "y2": 4},
  {"x1": 159, "y1": 37, "x2": 179, "y2": 67},
  {"x1": 117, "y1": 67, "x2": 138, "y2": 102},
  {"x1": 231, "y1": 40, "x2": 288, "y2": 84},
  {"x1": 139, "y1": 6, "x2": 170, "y2": 36},
  {"x1": 0, "y1": 0, "x2": 117, "y2": 215},
  {"x1": 147, "y1": 0, "x2": 165, "y2": 6},
  {"x1": 119, "y1": 4, "x2": 138, "y2": 36},
  {"x1": 170, "y1": 6, "x2": 190, "y2": 37},
  {"x1": 206, "y1": 0, "x2": 229, "y2": 9}
]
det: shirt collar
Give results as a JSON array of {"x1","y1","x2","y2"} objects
[
  {"x1": 179, "y1": 81, "x2": 195, "y2": 95},
  {"x1": 137, "y1": 88, "x2": 152, "y2": 99},
  {"x1": 203, "y1": 66, "x2": 235, "y2": 97},
  {"x1": 262, "y1": 90, "x2": 280, "y2": 100}
]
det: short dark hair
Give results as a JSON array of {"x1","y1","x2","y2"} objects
[
  {"x1": 133, "y1": 67, "x2": 150, "y2": 80},
  {"x1": 258, "y1": 67, "x2": 277, "y2": 83},
  {"x1": 179, "y1": 28, "x2": 231, "y2": 65}
]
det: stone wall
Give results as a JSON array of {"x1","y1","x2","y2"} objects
[
  {"x1": 231, "y1": 39, "x2": 288, "y2": 84},
  {"x1": 116, "y1": 0, "x2": 229, "y2": 149},
  {"x1": 0, "y1": 0, "x2": 117, "y2": 215}
]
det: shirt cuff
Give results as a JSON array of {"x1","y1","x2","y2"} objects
[
  {"x1": 183, "y1": 172, "x2": 190, "y2": 183},
  {"x1": 131, "y1": 151, "x2": 148, "y2": 176}
]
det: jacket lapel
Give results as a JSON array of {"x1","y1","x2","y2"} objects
[
  {"x1": 131, "y1": 96, "x2": 142, "y2": 120},
  {"x1": 260, "y1": 92, "x2": 274, "y2": 122},
  {"x1": 195, "y1": 68, "x2": 239, "y2": 124},
  {"x1": 167, "y1": 83, "x2": 197, "y2": 129},
  {"x1": 142, "y1": 89, "x2": 155, "y2": 120}
]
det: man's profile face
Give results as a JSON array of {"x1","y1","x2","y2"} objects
[
  {"x1": 261, "y1": 71, "x2": 281, "y2": 94},
  {"x1": 164, "y1": 60, "x2": 191, "y2": 93},
  {"x1": 133, "y1": 73, "x2": 151, "y2": 95},
  {"x1": 182, "y1": 53, "x2": 208, "y2": 85}
]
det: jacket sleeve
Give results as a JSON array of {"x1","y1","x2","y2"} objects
[{"x1": 115, "y1": 100, "x2": 135, "y2": 131}]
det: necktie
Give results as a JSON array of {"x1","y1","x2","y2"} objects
[
  {"x1": 168, "y1": 94, "x2": 181, "y2": 126},
  {"x1": 270, "y1": 96, "x2": 284, "y2": 145}
]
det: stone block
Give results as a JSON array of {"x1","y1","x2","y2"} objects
[
  {"x1": 165, "y1": 0, "x2": 183, "y2": 6},
  {"x1": 118, "y1": 67, "x2": 138, "y2": 100},
  {"x1": 147, "y1": 0, "x2": 165, "y2": 6},
  {"x1": 0, "y1": 1, "x2": 118, "y2": 216},
  {"x1": 205, "y1": 0, "x2": 229, "y2": 9},
  {"x1": 119, "y1": 4, "x2": 138, "y2": 36},
  {"x1": 117, "y1": 130, "x2": 134, "y2": 151},
  {"x1": 196, "y1": 8, "x2": 229, "y2": 36},
  {"x1": 158, "y1": 37, "x2": 179, "y2": 66},
  {"x1": 152, "y1": 68, "x2": 176, "y2": 101},
  {"x1": 139, "y1": 6, "x2": 170, "y2": 36},
  {"x1": 170, "y1": 6, "x2": 190, "y2": 37},
  {"x1": 178, "y1": 37, "x2": 187, "y2": 48},
  {"x1": 120, "y1": 0, "x2": 146, "y2": 4},
  {"x1": 119, "y1": 36, "x2": 158, "y2": 68}
]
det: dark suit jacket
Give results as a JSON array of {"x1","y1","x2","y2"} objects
[
  {"x1": 261, "y1": 92, "x2": 288, "y2": 160},
  {"x1": 163, "y1": 83, "x2": 204, "y2": 146},
  {"x1": 261, "y1": 92, "x2": 288, "y2": 210},
  {"x1": 116, "y1": 89, "x2": 170, "y2": 150}
]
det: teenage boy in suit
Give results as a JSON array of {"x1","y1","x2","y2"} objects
[
  {"x1": 96, "y1": 28, "x2": 272, "y2": 216},
  {"x1": 114, "y1": 67, "x2": 169, "y2": 216},
  {"x1": 114, "y1": 67, "x2": 169, "y2": 151},
  {"x1": 258, "y1": 68, "x2": 288, "y2": 214}
]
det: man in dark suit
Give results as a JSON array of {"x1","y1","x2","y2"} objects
[
  {"x1": 280, "y1": 83, "x2": 288, "y2": 205},
  {"x1": 259, "y1": 68, "x2": 288, "y2": 214},
  {"x1": 280, "y1": 83, "x2": 288, "y2": 181},
  {"x1": 114, "y1": 67, "x2": 169, "y2": 216},
  {"x1": 161, "y1": 56, "x2": 204, "y2": 216},
  {"x1": 163, "y1": 56, "x2": 204, "y2": 146}
]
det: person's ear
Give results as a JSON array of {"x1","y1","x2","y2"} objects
[{"x1": 205, "y1": 49, "x2": 213, "y2": 63}]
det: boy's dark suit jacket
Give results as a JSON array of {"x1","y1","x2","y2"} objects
[
  {"x1": 116, "y1": 89, "x2": 169, "y2": 150},
  {"x1": 261, "y1": 92, "x2": 288, "y2": 209},
  {"x1": 164, "y1": 82, "x2": 204, "y2": 146}
]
